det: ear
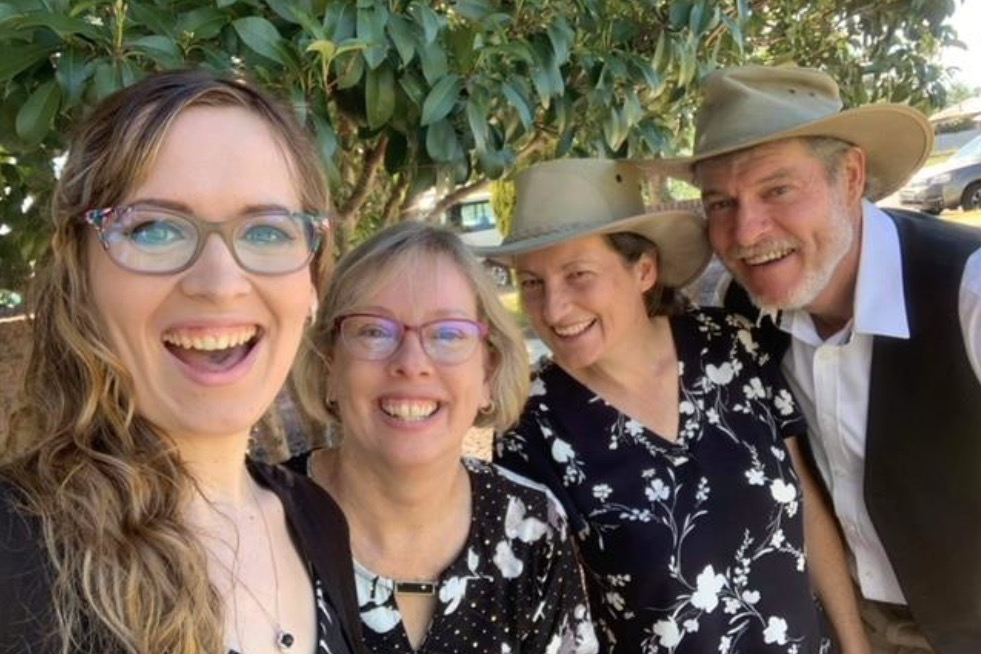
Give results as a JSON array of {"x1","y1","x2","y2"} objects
[
  {"x1": 635, "y1": 250, "x2": 659, "y2": 293},
  {"x1": 841, "y1": 146, "x2": 867, "y2": 205}
]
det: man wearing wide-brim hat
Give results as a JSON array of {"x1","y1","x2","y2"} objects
[{"x1": 656, "y1": 64, "x2": 981, "y2": 654}]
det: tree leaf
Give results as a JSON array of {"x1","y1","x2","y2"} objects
[
  {"x1": 0, "y1": 42, "x2": 57, "y2": 82},
  {"x1": 418, "y1": 39, "x2": 449, "y2": 85},
  {"x1": 266, "y1": 0, "x2": 304, "y2": 24},
  {"x1": 500, "y1": 79, "x2": 533, "y2": 130},
  {"x1": 366, "y1": 61, "x2": 395, "y2": 129},
  {"x1": 15, "y1": 80, "x2": 61, "y2": 146},
  {"x1": 325, "y1": 0, "x2": 356, "y2": 41},
  {"x1": 398, "y1": 68, "x2": 426, "y2": 106},
  {"x1": 54, "y1": 47, "x2": 92, "y2": 105},
  {"x1": 409, "y1": 2, "x2": 441, "y2": 44},
  {"x1": 232, "y1": 16, "x2": 286, "y2": 64},
  {"x1": 421, "y1": 73, "x2": 461, "y2": 126},
  {"x1": 127, "y1": 2, "x2": 176, "y2": 39},
  {"x1": 177, "y1": 7, "x2": 227, "y2": 40},
  {"x1": 14, "y1": 11, "x2": 101, "y2": 40},
  {"x1": 547, "y1": 15, "x2": 574, "y2": 65},
  {"x1": 387, "y1": 13, "x2": 416, "y2": 66},
  {"x1": 129, "y1": 35, "x2": 183, "y2": 68},
  {"x1": 425, "y1": 118, "x2": 459, "y2": 162},
  {"x1": 466, "y1": 95, "x2": 489, "y2": 150},
  {"x1": 356, "y1": 2, "x2": 389, "y2": 69},
  {"x1": 453, "y1": 0, "x2": 493, "y2": 22}
]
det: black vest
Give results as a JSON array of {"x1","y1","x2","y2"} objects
[{"x1": 726, "y1": 209, "x2": 981, "y2": 654}]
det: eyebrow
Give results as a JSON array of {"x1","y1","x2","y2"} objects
[
  {"x1": 701, "y1": 168, "x2": 797, "y2": 197},
  {"x1": 516, "y1": 257, "x2": 597, "y2": 276},
  {"x1": 349, "y1": 306, "x2": 477, "y2": 321},
  {"x1": 127, "y1": 198, "x2": 295, "y2": 215}
]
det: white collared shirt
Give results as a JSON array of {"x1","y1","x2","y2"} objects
[{"x1": 777, "y1": 201, "x2": 981, "y2": 603}]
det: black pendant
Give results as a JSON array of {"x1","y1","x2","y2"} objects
[
  {"x1": 394, "y1": 580, "x2": 436, "y2": 595},
  {"x1": 277, "y1": 630, "x2": 295, "y2": 650}
]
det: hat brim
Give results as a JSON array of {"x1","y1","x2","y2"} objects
[
  {"x1": 474, "y1": 209, "x2": 712, "y2": 288},
  {"x1": 645, "y1": 104, "x2": 933, "y2": 200}
]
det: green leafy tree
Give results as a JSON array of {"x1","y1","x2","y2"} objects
[{"x1": 0, "y1": 0, "x2": 961, "y2": 300}]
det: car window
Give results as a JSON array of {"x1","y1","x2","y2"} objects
[{"x1": 951, "y1": 135, "x2": 981, "y2": 163}]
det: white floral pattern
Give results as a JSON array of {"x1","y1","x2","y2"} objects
[
  {"x1": 496, "y1": 308, "x2": 833, "y2": 654},
  {"x1": 352, "y1": 459, "x2": 599, "y2": 654}
]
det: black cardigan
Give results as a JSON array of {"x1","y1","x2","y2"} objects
[{"x1": 0, "y1": 459, "x2": 366, "y2": 654}]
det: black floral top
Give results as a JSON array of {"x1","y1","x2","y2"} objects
[
  {"x1": 496, "y1": 308, "x2": 832, "y2": 654},
  {"x1": 349, "y1": 458, "x2": 598, "y2": 654}
]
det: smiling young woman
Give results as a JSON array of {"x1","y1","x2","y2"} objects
[{"x1": 0, "y1": 70, "x2": 363, "y2": 654}]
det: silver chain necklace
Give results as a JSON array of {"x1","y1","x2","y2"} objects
[{"x1": 205, "y1": 480, "x2": 296, "y2": 652}]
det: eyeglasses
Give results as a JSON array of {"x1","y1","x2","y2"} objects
[
  {"x1": 335, "y1": 313, "x2": 489, "y2": 365},
  {"x1": 83, "y1": 204, "x2": 329, "y2": 275}
]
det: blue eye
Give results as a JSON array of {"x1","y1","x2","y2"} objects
[
  {"x1": 241, "y1": 223, "x2": 296, "y2": 246},
  {"x1": 430, "y1": 325, "x2": 468, "y2": 342},
  {"x1": 126, "y1": 219, "x2": 188, "y2": 248}
]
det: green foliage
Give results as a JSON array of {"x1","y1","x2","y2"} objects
[
  {"x1": 0, "y1": 0, "x2": 963, "y2": 300},
  {"x1": 489, "y1": 177, "x2": 515, "y2": 237}
]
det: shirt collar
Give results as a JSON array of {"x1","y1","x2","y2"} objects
[{"x1": 777, "y1": 200, "x2": 909, "y2": 343}]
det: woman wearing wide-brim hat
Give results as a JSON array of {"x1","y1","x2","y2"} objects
[{"x1": 481, "y1": 158, "x2": 868, "y2": 653}]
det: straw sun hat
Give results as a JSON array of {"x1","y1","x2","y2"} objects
[
  {"x1": 652, "y1": 65, "x2": 934, "y2": 200},
  {"x1": 474, "y1": 159, "x2": 711, "y2": 288}
]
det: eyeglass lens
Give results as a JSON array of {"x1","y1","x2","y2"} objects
[
  {"x1": 89, "y1": 206, "x2": 323, "y2": 275},
  {"x1": 339, "y1": 314, "x2": 485, "y2": 363}
]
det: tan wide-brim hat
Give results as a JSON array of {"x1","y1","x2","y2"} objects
[
  {"x1": 474, "y1": 159, "x2": 711, "y2": 288},
  {"x1": 651, "y1": 65, "x2": 933, "y2": 200}
]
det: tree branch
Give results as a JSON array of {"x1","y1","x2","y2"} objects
[
  {"x1": 421, "y1": 178, "x2": 492, "y2": 223},
  {"x1": 337, "y1": 133, "x2": 390, "y2": 220}
]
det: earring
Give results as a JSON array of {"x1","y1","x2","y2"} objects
[
  {"x1": 307, "y1": 299, "x2": 319, "y2": 326},
  {"x1": 479, "y1": 399, "x2": 496, "y2": 415}
]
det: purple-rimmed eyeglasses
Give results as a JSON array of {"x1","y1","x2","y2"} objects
[
  {"x1": 335, "y1": 313, "x2": 489, "y2": 364},
  {"x1": 84, "y1": 204, "x2": 329, "y2": 275}
]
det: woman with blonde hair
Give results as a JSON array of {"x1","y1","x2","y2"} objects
[
  {"x1": 291, "y1": 222, "x2": 598, "y2": 654},
  {"x1": 0, "y1": 70, "x2": 363, "y2": 654}
]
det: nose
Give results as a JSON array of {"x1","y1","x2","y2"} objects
[
  {"x1": 541, "y1": 283, "x2": 571, "y2": 326},
  {"x1": 178, "y1": 234, "x2": 251, "y2": 300},
  {"x1": 730, "y1": 199, "x2": 772, "y2": 248},
  {"x1": 386, "y1": 327, "x2": 433, "y2": 377}
]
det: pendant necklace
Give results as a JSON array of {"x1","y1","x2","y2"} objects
[{"x1": 206, "y1": 480, "x2": 296, "y2": 651}]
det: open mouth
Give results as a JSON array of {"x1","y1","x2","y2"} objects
[
  {"x1": 551, "y1": 319, "x2": 595, "y2": 338},
  {"x1": 162, "y1": 325, "x2": 261, "y2": 372},
  {"x1": 379, "y1": 398, "x2": 440, "y2": 422},
  {"x1": 742, "y1": 247, "x2": 795, "y2": 266}
]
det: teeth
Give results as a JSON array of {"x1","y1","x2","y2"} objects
[
  {"x1": 743, "y1": 248, "x2": 794, "y2": 265},
  {"x1": 162, "y1": 326, "x2": 258, "y2": 351},
  {"x1": 553, "y1": 320, "x2": 593, "y2": 337},
  {"x1": 380, "y1": 399, "x2": 439, "y2": 421}
]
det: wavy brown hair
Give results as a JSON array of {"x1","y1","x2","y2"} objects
[{"x1": 0, "y1": 70, "x2": 330, "y2": 653}]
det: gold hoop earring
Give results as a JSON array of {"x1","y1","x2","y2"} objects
[{"x1": 479, "y1": 399, "x2": 495, "y2": 415}]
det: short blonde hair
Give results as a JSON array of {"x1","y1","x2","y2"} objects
[{"x1": 295, "y1": 222, "x2": 529, "y2": 433}]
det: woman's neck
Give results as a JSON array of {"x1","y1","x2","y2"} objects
[
  {"x1": 172, "y1": 431, "x2": 253, "y2": 507},
  {"x1": 574, "y1": 314, "x2": 674, "y2": 393},
  {"x1": 312, "y1": 448, "x2": 472, "y2": 581}
]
